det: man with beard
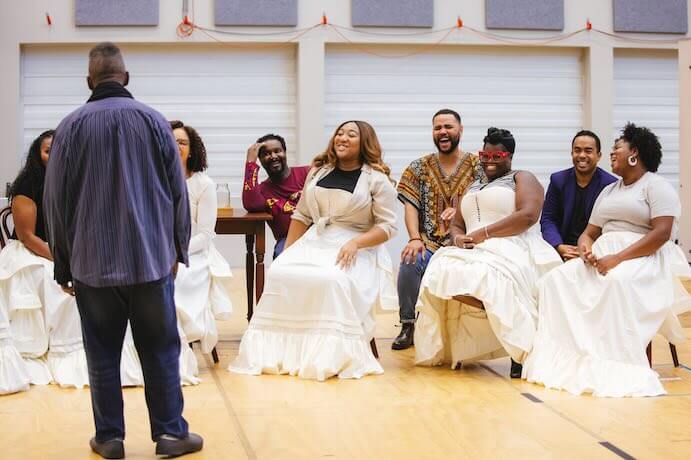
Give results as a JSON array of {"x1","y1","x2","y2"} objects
[
  {"x1": 242, "y1": 134, "x2": 310, "y2": 258},
  {"x1": 541, "y1": 130, "x2": 616, "y2": 261},
  {"x1": 393, "y1": 109, "x2": 483, "y2": 350}
]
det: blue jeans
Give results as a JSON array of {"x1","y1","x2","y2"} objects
[
  {"x1": 273, "y1": 237, "x2": 287, "y2": 259},
  {"x1": 397, "y1": 249, "x2": 434, "y2": 323},
  {"x1": 74, "y1": 275, "x2": 188, "y2": 443}
]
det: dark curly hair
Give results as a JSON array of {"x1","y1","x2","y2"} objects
[
  {"x1": 256, "y1": 133, "x2": 287, "y2": 155},
  {"x1": 9, "y1": 129, "x2": 55, "y2": 203},
  {"x1": 170, "y1": 120, "x2": 208, "y2": 172},
  {"x1": 483, "y1": 127, "x2": 516, "y2": 154},
  {"x1": 618, "y1": 122, "x2": 662, "y2": 173}
]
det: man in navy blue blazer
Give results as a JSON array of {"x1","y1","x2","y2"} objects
[{"x1": 541, "y1": 130, "x2": 617, "y2": 260}]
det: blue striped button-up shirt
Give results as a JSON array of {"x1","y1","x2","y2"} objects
[{"x1": 44, "y1": 92, "x2": 190, "y2": 287}]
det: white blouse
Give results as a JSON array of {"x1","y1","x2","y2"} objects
[
  {"x1": 589, "y1": 172, "x2": 680, "y2": 238},
  {"x1": 186, "y1": 172, "x2": 217, "y2": 254},
  {"x1": 292, "y1": 164, "x2": 398, "y2": 239}
]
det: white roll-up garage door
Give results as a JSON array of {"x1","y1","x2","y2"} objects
[
  {"x1": 613, "y1": 49, "x2": 679, "y2": 189},
  {"x1": 21, "y1": 44, "x2": 297, "y2": 201},
  {"x1": 325, "y1": 45, "x2": 583, "y2": 258},
  {"x1": 325, "y1": 45, "x2": 584, "y2": 185}
]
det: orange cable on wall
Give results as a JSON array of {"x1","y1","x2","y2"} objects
[{"x1": 174, "y1": 15, "x2": 684, "y2": 50}]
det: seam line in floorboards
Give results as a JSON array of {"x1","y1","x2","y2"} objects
[
  {"x1": 599, "y1": 441, "x2": 636, "y2": 460},
  {"x1": 478, "y1": 363, "x2": 606, "y2": 443},
  {"x1": 520, "y1": 392, "x2": 543, "y2": 403},
  {"x1": 204, "y1": 353, "x2": 257, "y2": 460}
]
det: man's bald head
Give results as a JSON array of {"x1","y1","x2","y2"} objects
[{"x1": 87, "y1": 42, "x2": 128, "y2": 89}]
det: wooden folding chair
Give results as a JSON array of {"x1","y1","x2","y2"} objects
[
  {"x1": 0, "y1": 206, "x2": 12, "y2": 249},
  {"x1": 452, "y1": 295, "x2": 485, "y2": 310},
  {"x1": 370, "y1": 338, "x2": 379, "y2": 359},
  {"x1": 189, "y1": 341, "x2": 220, "y2": 364},
  {"x1": 646, "y1": 342, "x2": 680, "y2": 368}
]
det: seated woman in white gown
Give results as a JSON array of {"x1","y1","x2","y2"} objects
[
  {"x1": 523, "y1": 123, "x2": 691, "y2": 397},
  {"x1": 170, "y1": 120, "x2": 233, "y2": 354},
  {"x1": 230, "y1": 120, "x2": 398, "y2": 380},
  {"x1": 414, "y1": 128, "x2": 561, "y2": 377},
  {"x1": 118, "y1": 120, "x2": 235, "y2": 386},
  {"x1": 0, "y1": 130, "x2": 88, "y2": 394}
]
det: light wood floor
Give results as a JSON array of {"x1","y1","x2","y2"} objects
[{"x1": 1, "y1": 273, "x2": 690, "y2": 460}]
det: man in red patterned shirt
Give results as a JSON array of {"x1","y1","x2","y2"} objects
[{"x1": 242, "y1": 134, "x2": 310, "y2": 258}]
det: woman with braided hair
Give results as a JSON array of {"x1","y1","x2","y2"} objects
[{"x1": 414, "y1": 127, "x2": 561, "y2": 377}]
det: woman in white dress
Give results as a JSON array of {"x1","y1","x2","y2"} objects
[
  {"x1": 118, "y1": 120, "x2": 236, "y2": 386},
  {"x1": 230, "y1": 120, "x2": 398, "y2": 380},
  {"x1": 170, "y1": 120, "x2": 233, "y2": 354},
  {"x1": 414, "y1": 128, "x2": 562, "y2": 377},
  {"x1": 0, "y1": 130, "x2": 88, "y2": 393},
  {"x1": 523, "y1": 123, "x2": 691, "y2": 397}
]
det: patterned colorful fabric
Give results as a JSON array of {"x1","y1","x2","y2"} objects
[
  {"x1": 242, "y1": 163, "x2": 310, "y2": 239},
  {"x1": 397, "y1": 153, "x2": 482, "y2": 251}
]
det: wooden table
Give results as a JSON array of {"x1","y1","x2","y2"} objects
[{"x1": 215, "y1": 209, "x2": 272, "y2": 321}]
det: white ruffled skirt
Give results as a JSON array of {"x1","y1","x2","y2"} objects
[
  {"x1": 523, "y1": 231, "x2": 691, "y2": 397},
  {"x1": 229, "y1": 225, "x2": 397, "y2": 381},
  {"x1": 174, "y1": 244, "x2": 233, "y2": 354},
  {"x1": 119, "y1": 323, "x2": 200, "y2": 387},
  {"x1": 0, "y1": 240, "x2": 88, "y2": 393},
  {"x1": 415, "y1": 226, "x2": 562, "y2": 368}
]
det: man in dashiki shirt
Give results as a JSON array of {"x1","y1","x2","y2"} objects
[{"x1": 393, "y1": 109, "x2": 483, "y2": 350}]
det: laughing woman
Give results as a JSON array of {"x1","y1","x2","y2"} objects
[
  {"x1": 414, "y1": 128, "x2": 562, "y2": 376},
  {"x1": 230, "y1": 120, "x2": 398, "y2": 380},
  {"x1": 523, "y1": 123, "x2": 691, "y2": 397},
  {"x1": 0, "y1": 130, "x2": 88, "y2": 393}
]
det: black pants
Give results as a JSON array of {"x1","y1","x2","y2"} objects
[{"x1": 74, "y1": 275, "x2": 188, "y2": 442}]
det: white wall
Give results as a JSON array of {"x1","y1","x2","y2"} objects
[{"x1": 2, "y1": 0, "x2": 690, "y2": 265}]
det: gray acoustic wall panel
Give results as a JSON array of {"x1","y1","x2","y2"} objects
[
  {"x1": 76, "y1": 0, "x2": 159, "y2": 26},
  {"x1": 486, "y1": 0, "x2": 564, "y2": 30},
  {"x1": 614, "y1": 0, "x2": 687, "y2": 33},
  {"x1": 352, "y1": 0, "x2": 433, "y2": 28},
  {"x1": 215, "y1": 0, "x2": 297, "y2": 26}
]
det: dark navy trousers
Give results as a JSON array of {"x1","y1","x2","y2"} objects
[
  {"x1": 397, "y1": 249, "x2": 435, "y2": 323},
  {"x1": 74, "y1": 274, "x2": 188, "y2": 442}
]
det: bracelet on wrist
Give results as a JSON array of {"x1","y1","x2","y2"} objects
[
  {"x1": 484, "y1": 226, "x2": 490, "y2": 239},
  {"x1": 409, "y1": 237, "x2": 423, "y2": 243}
]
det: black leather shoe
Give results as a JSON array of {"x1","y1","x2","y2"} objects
[
  {"x1": 155, "y1": 432, "x2": 203, "y2": 458},
  {"x1": 89, "y1": 437, "x2": 124, "y2": 459},
  {"x1": 391, "y1": 323, "x2": 414, "y2": 350},
  {"x1": 510, "y1": 359, "x2": 523, "y2": 379}
]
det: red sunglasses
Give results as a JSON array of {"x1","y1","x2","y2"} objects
[{"x1": 478, "y1": 151, "x2": 511, "y2": 162}]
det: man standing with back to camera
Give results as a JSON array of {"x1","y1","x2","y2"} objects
[{"x1": 44, "y1": 42, "x2": 203, "y2": 459}]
